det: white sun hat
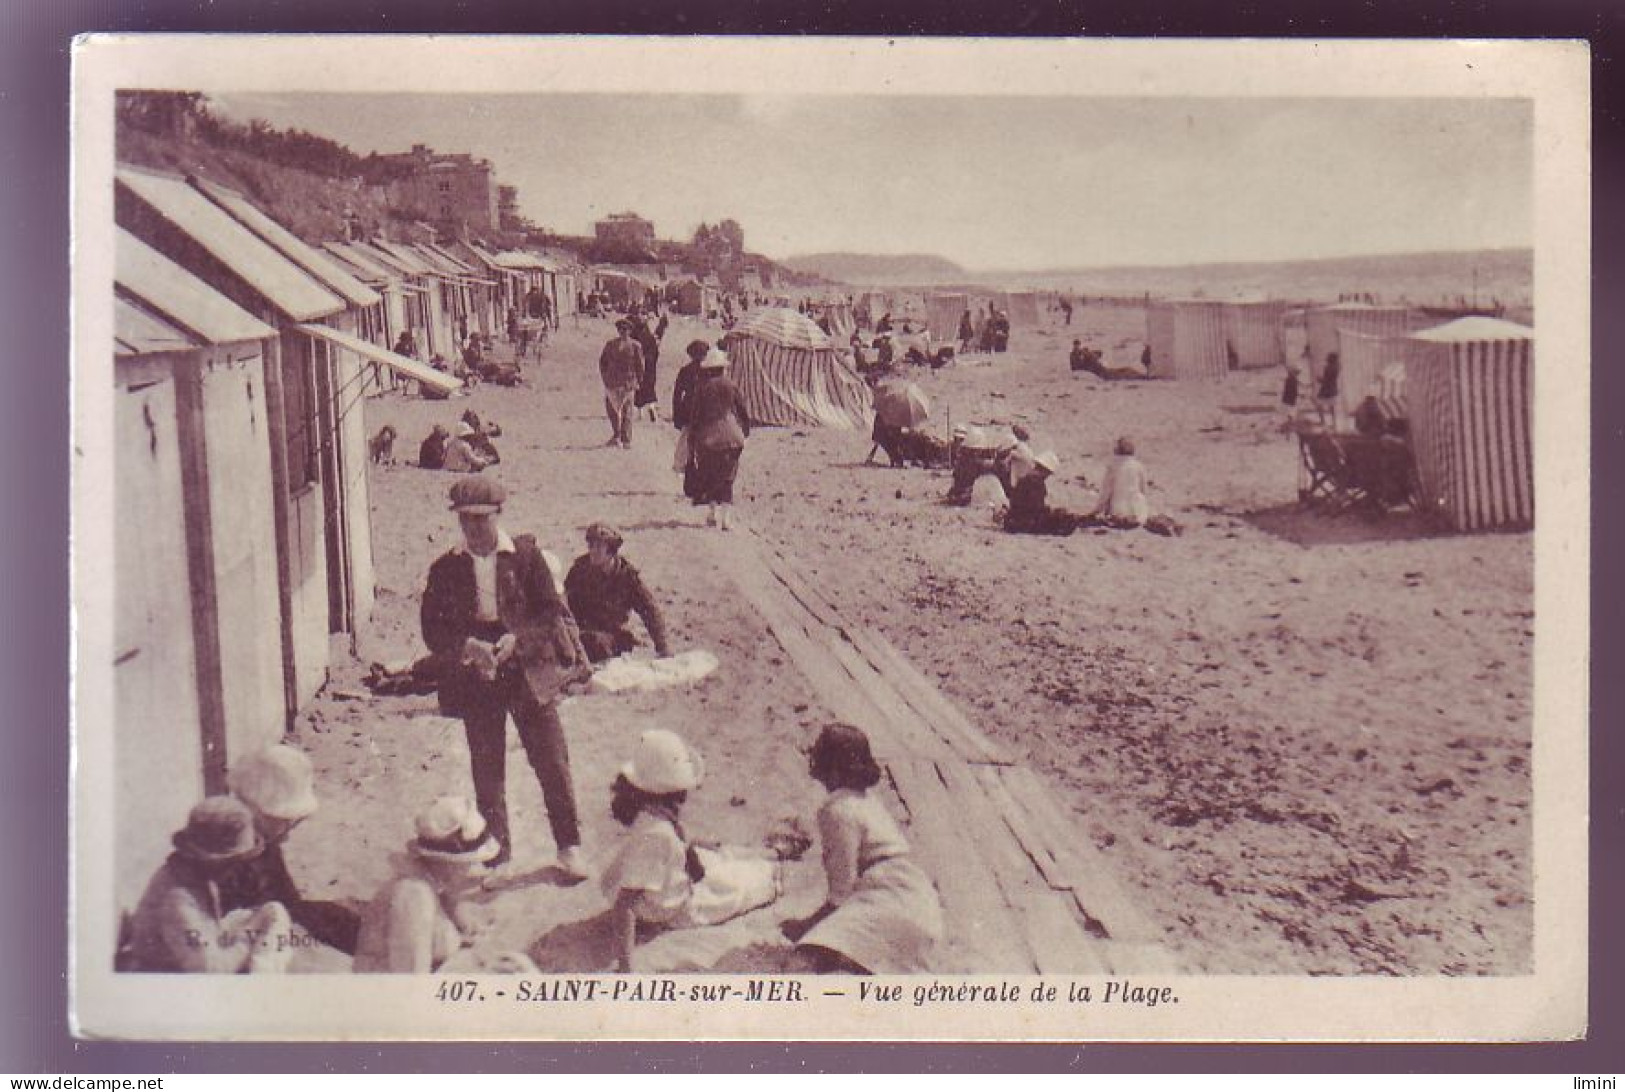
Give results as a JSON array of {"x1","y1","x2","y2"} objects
[
  {"x1": 622, "y1": 729, "x2": 706, "y2": 794},
  {"x1": 228, "y1": 745, "x2": 319, "y2": 822}
]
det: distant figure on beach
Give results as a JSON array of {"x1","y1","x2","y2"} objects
[
  {"x1": 418, "y1": 424, "x2": 449, "y2": 470},
  {"x1": 1280, "y1": 362, "x2": 1302, "y2": 428},
  {"x1": 602, "y1": 731, "x2": 782, "y2": 972},
  {"x1": 564, "y1": 523, "x2": 673, "y2": 664},
  {"x1": 958, "y1": 310, "x2": 975, "y2": 353},
  {"x1": 1090, "y1": 437, "x2": 1151, "y2": 528},
  {"x1": 1003, "y1": 450, "x2": 1082, "y2": 536},
  {"x1": 875, "y1": 312, "x2": 893, "y2": 335},
  {"x1": 599, "y1": 319, "x2": 647, "y2": 449},
  {"x1": 1060, "y1": 297, "x2": 1073, "y2": 325},
  {"x1": 420, "y1": 477, "x2": 591, "y2": 878},
  {"x1": 459, "y1": 411, "x2": 501, "y2": 465},
  {"x1": 1316, "y1": 352, "x2": 1342, "y2": 425},
  {"x1": 631, "y1": 313, "x2": 661, "y2": 421},
  {"x1": 441, "y1": 423, "x2": 491, "y2": 474},
  {"x1": 684, "y1": 346, "x2": 750, "y2": 530},
  {"x1": 781, "y1": 724, "x2": 943, "y2": 973},
  {"x1": 393, "y1": 330, "x2": 418, "y2": 359}
]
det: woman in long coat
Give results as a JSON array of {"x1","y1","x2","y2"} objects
[{"x1": 683, "y1": 347, "x2": 750, "y2": 530}]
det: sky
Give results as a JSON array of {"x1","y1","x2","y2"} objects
[{"x1": 212, "y1": 93, "x2": 1532, "y2": 272}]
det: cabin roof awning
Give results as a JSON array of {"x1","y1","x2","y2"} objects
[
  {"x1": 116, "y1": 227, "x2": 277, "y2": 345},
  {"x1": 116, "y1": 296, "x2": 200, "y2": 355},
  {"x1": 296, "y1": 323, "x2": 461, "y2": 393},
  {"x1": 116, "y1": 167, "x2": 345, "y2": 322},
  {"x1": 190, "y1": 178, "x2": 382, "y2": 310}
]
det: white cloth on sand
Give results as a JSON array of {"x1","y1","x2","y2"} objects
[{"x1": 589, "y1": 649, "x2": 719, "y2": 694}]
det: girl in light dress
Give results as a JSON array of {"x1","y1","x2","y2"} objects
[
  {"x1": 600, "y1": 730, "x2": 782, "y2": 972},
  {"x1": 783, "y1": 724, "x2": 943, "y2": 974}
]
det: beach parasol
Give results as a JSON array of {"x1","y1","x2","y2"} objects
[{"x1": 873, "y1": 381, "x2": 932, "y2": 429}]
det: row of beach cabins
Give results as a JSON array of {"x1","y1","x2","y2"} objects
[{"x1": 106, "y1": 164, "x2": 660, "y2": 907}]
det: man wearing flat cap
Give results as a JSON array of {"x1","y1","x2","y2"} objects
[
  {"x1": 421, "y1": 477, "x2": 592, "y2": 878},
  {"x1": 564, "y1": 523, "x2": 673, "y2": 663},
  {"x1": 599, "y1": 318, "x2": 646, "y2": 449}
]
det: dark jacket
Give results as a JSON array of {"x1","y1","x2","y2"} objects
[
  {"x1": 420, "y1": 533, "x2": 586, "y2": 714},
  {"x1": 671, "y1": 361, "x2": 703, "y2": 430},
  {"x1": 418, "y1": 431, "x2": 447, "y2": 470},
  {"x1": 564, "y1": 554, "x2": 671, "y2": 656},
  {"x1": 689, "y1": 372, "x2": 751, "y2": 450}
]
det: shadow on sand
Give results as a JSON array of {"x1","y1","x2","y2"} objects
[{"x1": 1242, "y1": 503, "x2": 1449, "y2": 547}]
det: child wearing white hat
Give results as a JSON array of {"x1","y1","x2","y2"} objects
[
  {"x1": 351, "y1": 796, "x2": 500, "y2": 973},
  {"x1": 600, "y1": 730, "x2": 781, "y2": 972},
  {"x1": 225, "y1": 744, "x2": 360, "y2": 956}
]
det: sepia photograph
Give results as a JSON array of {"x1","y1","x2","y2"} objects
[{"x1": 70, "y1": 35, "x2": 1590, "y2": 1041}]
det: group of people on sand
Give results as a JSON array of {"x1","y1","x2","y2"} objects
[
  {"x1": 937, "y1": 424, "x2": 1167, "y2": 537},
  {"x1": 417, "y1": 410, "x2": 502, "y2": 473},
  {"x1": 126, "y1": 469, "x2": 941, "y2": 975}
]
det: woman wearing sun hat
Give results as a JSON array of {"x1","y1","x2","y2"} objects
[
  {"x1": 351, "y1": 796, "x2": 502, "y2": 973},
  {"x1": 600, "y1": 730, "x2": 781, "y2": 972},
  {"x1": 124, "y1": 796, "x2": 294, "y2": 973},
  {"x1": 223, "y1": 744, "x2": 360, "y2": 956}
]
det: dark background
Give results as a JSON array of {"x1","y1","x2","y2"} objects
[{"x1": 4, "y1": 0, "x2": 1619, "y2": 1074}]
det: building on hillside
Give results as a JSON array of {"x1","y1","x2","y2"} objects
[
  {"x1": 594, "y1": 212, "x2": 656, "y2": 253},
  {"x1": 374, "y1": 144, "x2": 501, "y2": 234}
]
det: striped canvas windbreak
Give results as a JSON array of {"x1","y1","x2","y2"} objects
[
  {"x1": 1336, "y1": 330, "x2": 1413, "y2": 419},
  {"x1": 1406, "y1": 336, "x2": 1533, "y2": 532},
  {"x1": 726, "y1": 337, "x2": 873, "y2": 430},
  {"x1": 1221, "y1": 301, "x2": 1288, "y2": 368},
  {"x1": 1305, "y1": 305, "x2": 1427, "y2": 381},
  {"x1": 926, "y1": 294, "x2": 968, "y2": 343},
  {"x1": 1146, "y1": 301, "x2": 1228, "y2": 380}
]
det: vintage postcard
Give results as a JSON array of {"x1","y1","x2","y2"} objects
[{"x1": 70, "y1": 35, "x2": 1589, "y2": 1041}]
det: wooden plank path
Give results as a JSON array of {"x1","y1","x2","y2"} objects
[{"x1": 727, "y1": 528, "x2": 1182, "y2": 974}]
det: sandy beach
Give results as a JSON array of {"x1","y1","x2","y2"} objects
[{"x1": 274, "y1": 302, "x2": 1532, "y2": 977}]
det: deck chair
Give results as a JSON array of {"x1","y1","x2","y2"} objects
[
  {"x1": 1296, "y1": 426, "x2": 1357, "y2": 510},
  {"x1": 1296, "y1": 427, "x2": 1416, "y2": 515}
]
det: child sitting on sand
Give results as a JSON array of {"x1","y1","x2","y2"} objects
[
  {"x1": 1090, "y1": 436, "x2": 1151, "y2": 528},
  {"x1": 601, "y1": 730, "x2": 782, "y2": 972},
  {"x1": 352, "y1": 796, "x2": 497, "y2": 973},
  {"x1": 782, "y1": 724, "x2": 943, "y2": 973}
]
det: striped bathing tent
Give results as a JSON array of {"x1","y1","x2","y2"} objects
[
  {"x1": 1304, "y1": 304, "x2": 1428, "y2": 382},
  {"x1": 926, "y1": 293, "x2": 968, "y2": 343},
  {"x1": 722, "y1": 307, "x2": 872, "y2": 430},
  {"x1": 1336, "y1": 329, "x2": 1414, "y2": 421},
  {"x1": 1145, "y1": 299, "x2": 1229, "y2": 381},
  {"x1": 1221, "y1": 300, "x2": 1288, "y2": 368},
  {"x1": 1404, "y1": 317, "x2": 1535, "y2": 532}
]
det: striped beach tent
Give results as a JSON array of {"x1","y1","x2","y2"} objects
[
  {"x1": 1404, "y1": 317, "x2": 1535, "y2": 532},
  {"x1": 1145, "y1": 299, "x2": 1229, "y2": 381},
  {"x1": 926, "y1": 293, "x2": 968, "y2": 343},
  {"x1": 1221, "y1": 300, "x2": 1288, "y2": 368},
  {"x1": 1304, "y1": 304, "x2": 1428, "y2": 382},
  {"x1": 722, "y1": 307, "x2": 872, "y2": 430},
  {"x1": 1336, "y1": 329, "x2": 1414, "y2": 421}
]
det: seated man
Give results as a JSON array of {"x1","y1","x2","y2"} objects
[
  {"x1": 563, "y1": 523, "x2": 673, "y2": 663},
  {"x1": 441, "y1": 423, "x2": 490, "y2": 474}
]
